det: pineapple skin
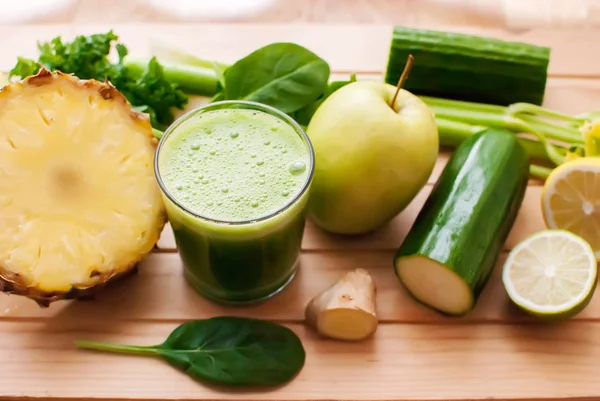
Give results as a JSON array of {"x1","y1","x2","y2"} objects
[
  {"x1": 0, "y1": 68, "x2": 167, "y2": 307},
  {"x1": 0, "y1": 260, "x2": 142, "y2": 307}
]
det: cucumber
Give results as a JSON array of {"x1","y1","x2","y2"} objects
[
  {"x1": 393, "y1": 128, "x2": 529, "y2": 316},
  {"x1": 384, "y1": 27, "x2": 551, "y2": 106}
]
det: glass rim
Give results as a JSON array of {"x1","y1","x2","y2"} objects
[{"x1": 154, "y1": 100, "x2": 316, "y2": 226}]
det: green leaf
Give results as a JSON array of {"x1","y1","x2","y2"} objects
[
  {"x1": 292, "y1": 73, "x2": 357, "y2": 126},
  {"x1": 211, "y1": 60, "x2": 226, "y2": 90},
  {"x1": 10, "y1": 31, "x2": 190, "y2": 130},
  {"x1": 116, "y1": 43, "x2": 128, "y2": 63},
  {"x1": 76, "y1": 316, "x2": 305, "y2": 387},
  {"x1": 9, "y1": 57, "x2": 41, "y2": 78},
  {"x1": 223, "y1": 42, "x2": 330, "y2": 114},
  {"x1": 210, "y1": 91, "x2": 225, "y2": 102},
  {"x1": 36, "y1": 30, "x2": 119, "y2": 81},
  {"x1": 117, "y1": 57, "x2": 189, "y2": 127}
]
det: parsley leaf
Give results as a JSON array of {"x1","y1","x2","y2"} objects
[{"x1": 9, "y1": 31, "x2": 188, "y2": 129}]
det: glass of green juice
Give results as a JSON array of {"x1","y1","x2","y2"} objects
[{"x1": 154, "y1": 100, "x2": 315, "y2": 304}]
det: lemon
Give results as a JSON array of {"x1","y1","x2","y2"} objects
[
  {"x1": 542, "y1": 157, "x2": 600, "y2": 259},
  {"x1": 502, "y1": 229, "x2": 597, "y2": 319}
]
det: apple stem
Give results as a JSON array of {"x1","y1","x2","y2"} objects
[{"x1": 390, "y1": 54, "x2": 414, "y2": 108}]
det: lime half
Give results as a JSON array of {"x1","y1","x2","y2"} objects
[{"x1": 502, "y1": 229, "x2": 598, "y2": 319}]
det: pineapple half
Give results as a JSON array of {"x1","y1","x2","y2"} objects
[{"x1": 0, "y1": 68, "x2": 167, "y2": 306}]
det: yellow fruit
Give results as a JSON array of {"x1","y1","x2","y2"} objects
[
  {"x1": 542, "y1": 156, "x2": 600, "y2": 258},
  {"x1": 0, "y1": 68, "x2": 166, "y2": 306}
]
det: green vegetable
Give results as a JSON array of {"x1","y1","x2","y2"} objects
[
  {"x1": 9, "y1": 30, "x2": 191, "y2": 130},
  {"x1": 220, "y1": 42, "x2": 330, "y2": 114},
  {"x1": 292, "y1": 73, "x2": 357, "y2": 126},
  {"x1": 149, "y1": 38, "x2": 337, "y2": 125},
  {"x1": 421, "y1": 95, "x2": 600, "y2": 179},
  {"x1": 10, "y1": 32, "x2": 335, "y2": 133},
  {"x1": 149, "y1": 38, "x2": 229, "y2": 72},
  {"x1": 124, "y1": 58, "x2": 219, "y2": 96},
  {"x1": 76, "y1": 316, "x2": 306, "y2": 387},
  {"x1": 394, "y1": 128, "x2": 529, "y2": 316},
  {"x1": 385, "y1": 26, "x2": 550, "y2": 106},
  {"x1": 112, "y1": 56, "x2": 189, "y2": 130}
]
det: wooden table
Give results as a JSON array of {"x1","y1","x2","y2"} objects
[{"x1": 1, "y1": 22, "x2": 600, "y2": 401}]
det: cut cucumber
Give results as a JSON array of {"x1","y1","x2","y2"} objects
[
  {"x1": 384, "y1": 27, "x2": 551, "y2": 106},
  {"x1": 393, "y1": 128, "x2": 530, "y2": 315}
]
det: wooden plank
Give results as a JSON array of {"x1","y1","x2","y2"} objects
[
  {"x1": 542, "y1": 77, "x2": 600, "y2": 115},
  {"x1": 8, "y1": 237, "x2": 600, "y2": 324},
  {"x1": 1, "y1": 23, "x2": 598, "y2": 401},
  {"x1": 1, "y1": 24, "x2": 600, "y2": 77},
  {"x1": 156, "y1": 183, "x2": 545, "y2": 252},
  {"x1": 1, "y1": 320, "x2": 600, "y2": 400}
]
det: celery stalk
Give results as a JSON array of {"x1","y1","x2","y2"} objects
[
  {"x1": 125, "y1": 58, "x2": 220, "y2": 97},
  {"x1": 149, "y1": 39, "x2": 230, "y2": 71},
  {"x1": 152, "y1": 128, "x2": 164, "y2": 140},
  {"x1": 419, "y1": 94, "x2": 599, "y2": 174},
  {"x1": 529, "y1": 165, "x2": 553, "y2": 180},
  {"x1": 508, "y1": 103, "x2": 584, "y2": 127},
  {"x1": 434, "y1": 117, "x2": 486, "y2": 147},
  {"x1": 435, "y1": 117, "x2": 566, "y2": 164},
  {"x1": 422, "y1": 96, "x2": 583, "y2": 145}
]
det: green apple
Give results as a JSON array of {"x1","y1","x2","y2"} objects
[{"x1": 305, "y1": 80, "x2": 439, "y2": 235}]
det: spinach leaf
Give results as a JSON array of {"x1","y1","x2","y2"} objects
[
  {"x1": 292, "y1": 73, "x2": 357, "y2": 127},
  {"x1": 76, "y1": 316, "x2": 305, "y2": 387},
  {"x1": 222, "y1": 42, "x2": 330, "y2": 114}
]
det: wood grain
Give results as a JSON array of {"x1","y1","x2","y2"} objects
[
  {"x1": 2, "y1": 24, "x2": 600, "y2": 77},
  {"x1": 5, "y1": 247, "x2": 599, "y2": 324},
  {"x1": 1, "y1": 320, "x2": 600, "y2": 400},
  {"x1": 1, "y1": 22, "x2": 600, "y2": 401}
]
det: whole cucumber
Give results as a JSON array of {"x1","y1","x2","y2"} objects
[{"x1": 384, "y1": 27, "x2": 551, "y2": 106}]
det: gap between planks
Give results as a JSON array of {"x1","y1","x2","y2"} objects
[{"x1": 4, "y1": 248, "x2": 600, "y2": 324}]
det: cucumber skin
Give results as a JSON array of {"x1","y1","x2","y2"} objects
[
  {"x1": 385, "y1": 27, "x2": 551, "y2": 106},
  {"x1": 394, "y1": 128, "x2": 530, "y2": 315}
]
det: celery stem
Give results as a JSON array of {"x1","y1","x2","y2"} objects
[
  {"x1": 518, "y1": 115, "x2": 584, "y2": 145},
  {"x1": 529, "y1": 164, "x2": 552, "y2": 181},
  {"x1": 515, "y1": 120, "x2": 566, "y2": 166},
  {"x1": 125, "y1": 58, "x2": 220, "y2": 96},
  {"x1": 517, "y1": 136, "x2": 567, "y2": 163},
  {"x1": 426, "y1": 103, "x2": 507, "y2": 128},
  {"x1": 153, "y1": 128, "x2": 164, "y2": 140},
  {"x1": 434, "y1": 117, "x2": 486, "y2": 147},
  {"x1": 149, "y1": 40, "x2": 230, "y2": 71},
  {"x1": 508, "y1": 103, "x2": 584, "y2": 126},
  {"x1": 435, "y1": 118, "x2": 566, "y2": 164},
  {"x1": 421, "y1": 96, "x2": 506, "y2": 114}
]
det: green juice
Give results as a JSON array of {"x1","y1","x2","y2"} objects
[{"x1": 155, "y1": 101, "x2": 314, "y2": 304}]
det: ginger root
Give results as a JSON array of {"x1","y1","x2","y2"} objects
[{"x1": 305, "y1": 268, "x2": 378, "y2": 341}]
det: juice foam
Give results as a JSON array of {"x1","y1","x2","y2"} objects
[{"x1": 159, "y1": 108, "x2": 310, "y2": 222}]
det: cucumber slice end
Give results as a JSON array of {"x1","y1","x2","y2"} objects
[{"x1": 395, "y1": 255, "x2": 474, "y2": 315}]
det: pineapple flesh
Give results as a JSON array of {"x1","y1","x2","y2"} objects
[{"x1": 0, "y1": 69, "x2": 166, "y2": 306}]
